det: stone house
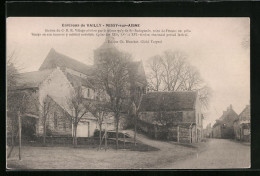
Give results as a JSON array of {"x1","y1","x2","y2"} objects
[
  {"x1": 212, "y1": 105, "x2": 238, "y2": 139},
  {"x1": 138, "y1": 91, "x2": 203, "y2": 143},
  {"x1": 8, "y1": 67, "x2": 98, "y2": 138},
  {"x1": 7, "y1": 36, "x2": 147, "y2": 139},
  {"x1": 233, "y1": 105, "x2": 250, "y2": 142}
]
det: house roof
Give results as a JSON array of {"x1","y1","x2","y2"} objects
[
  {"x1": 220, "y1": 108, "x2": 238, "y2": 121},
  {"x1": 14, "y1": 69, "x2": 54, "y2": 89},
  {"x1": 66, "y1": 72, "x2": 95, "y2": 89},
  {"x1": 214, "y1": 106, "x2": 239, "y2": 127},
  {"x1": 238, "y1": 105, "x2": 250, "y2": 121},
  {"x1": 39, "y1": 48, "x2": 93, "y2": 75},
  {"x1": 140, "y1": 91, "x2": 198, "y2": 112}
]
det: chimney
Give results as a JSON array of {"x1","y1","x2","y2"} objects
[
  {"x1": 50, "y1": 48, "x2": 55, "y2": 53},
  {"x1": 230, "y1": 104, "x2": 232, "y2": 110}
]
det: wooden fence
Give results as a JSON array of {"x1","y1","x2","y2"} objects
[{"x1": 137, "y1": 119, "x2": 192, "y2": 143}]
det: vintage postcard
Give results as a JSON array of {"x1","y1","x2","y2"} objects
[{"x1": 6, "y1": 17, "x2": 250, "y2": 169}]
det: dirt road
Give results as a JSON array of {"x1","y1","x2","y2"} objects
[{"x1": 162, "y1": 138, "x2": 250, "y2": 169}]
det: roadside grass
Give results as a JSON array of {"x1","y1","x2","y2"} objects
[
  {"x1": 6, "y1": 141, "x2": 197, "y2": 169},
  {"x1": 8, "y1": 137, "x2": 159, "y2": 152},
  {"x1": 7, "y1": 133, "x2": 208, "y2": 169},
  {"x1": 6, "y1": 144, "x2": 194, "y2": 169}
]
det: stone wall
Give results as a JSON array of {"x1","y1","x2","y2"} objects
[
  {"x1": 38, "y1": 96, "x2": 72, "y2": 136},
  {"x1": 139, "y1": 110, "x2": 196, "y2": 124},
  {"x1": 179, "y1": 126, "x2": 191, "y2": 143}
]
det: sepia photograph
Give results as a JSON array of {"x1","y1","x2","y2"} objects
[{"x1": 6, "y1": 17, "x2": 250, "y2": 169}]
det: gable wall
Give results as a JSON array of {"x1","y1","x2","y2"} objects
[
  {"x1": 38, "y1": 68, "x2": 73, "y2": 107},
  {"x1": 44, "y1": 98, "x2": 72, "y2": 136},
  {"x1": 139, "y1": 110, "x2": 196, "y2": 124},
  {"x1": 37, "y1": 68, "x2": 74, "y2": 135},
  {"x1": 239, "y1": 106, "x2": 250, "y2": 121}
]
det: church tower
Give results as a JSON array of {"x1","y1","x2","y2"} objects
[{"x1": 93, "y1": 35, "x2": 119, "y2": 65}]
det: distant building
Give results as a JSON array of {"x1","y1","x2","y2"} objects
[
  {"x1": 233, "y1": 105, "x2": 250, "y2": 142},
  {"x1": 212, "y1": 105, "x2": 238, "y2": 139},
  {"x1": 138, "y1": 91, "x2": 203, "y2": 143},
  {"x1": 204, "y1": 123, "x2": 213, "y2": 138},
  {"x1": 7, "y1": 36, "x2": 147, "y2": 139}
]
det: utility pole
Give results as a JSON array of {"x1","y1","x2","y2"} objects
[
  {"x1": 105, "y1": 129, "x2": 107, "y2": 151},
  {"x1": 105, "y1": 120, "x2": 108, "y2": 151},
  {"x1": 132, "y1": 101, "x2": 137, "y2": 146},
  {"x1": 123, "y1": 132, "x2": 125, "y2": 149},
  {"x1": 18, "y1": 111, "x2": 22, "y2": 160},
  {"x1": 177, "y1": 125, "x2": 180, "y2": 142}
]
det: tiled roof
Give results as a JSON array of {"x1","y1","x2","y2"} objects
[
  {"x1": 14, "y1": 69, "x2": 54, "y2": 89},
  {"x1": 238, "y1": 105, "x2": 250, "y2": 121},
  {"x1": 39, "y1": 48, "x2": 94, "y2": 75},
  {"x1": 66, "y1": 72, "x2": 95, "y2": 89},
  {"x1": 140, "y1": 91, "x2": 197, "y2": 111},
  {"x1": 214, "y1": 107, "x2": 239, "y2": 127}
]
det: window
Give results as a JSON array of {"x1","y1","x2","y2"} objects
[
  {"x1": 87, "y1": 88, "x2": 90, "y2": 97},
  {"x1": 63, "y1": 121, "x2": 66, "y2": 131},
  {"x1": 81, "y1": 86, "x2": 88, "y2": 98},
  {"x1": 93, "y1": 89, "x2": 96, "y2": 99},
  {"x1": 54, "y1": 112, "x2": 58, "y2": 129}
]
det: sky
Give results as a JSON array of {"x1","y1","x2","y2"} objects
[{"x1": 6, "y1": 17, "x2": 250, "y2": 127}]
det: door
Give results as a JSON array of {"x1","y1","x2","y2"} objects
[{"x1": 76, "y1": 122, "x2": 90, "y2": 137}]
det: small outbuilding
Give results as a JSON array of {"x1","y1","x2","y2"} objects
[{"x1": 138, "y1": 91, "x2": 203, "y2": 143}]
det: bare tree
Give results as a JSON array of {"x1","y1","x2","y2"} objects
[
  {"x1": 147, "y1": 50, "x2": 211, "y2": 110},
  {"x1": 39, "y1": 96, "x2": 52, "y2": 146},
  {"x1": 148, "y1": 50, "x2": 201, "y2": 92},
  {"x1": 129, "y1": 67, "x2": 145, "y2": 146},
  {"x1": 147, "y1": 55, "x2": 163, "y2": 91},
  {"x1": 89, "y1": 92, "x2": 109, "y2": 149},
  {"x1": 198, "y1": 86, "x2": 213, "y2": 111},
  {"x1": 8, "y1": 58, "x2": 51, "y2": 146},
  {"x1": 7, "y1": 52, "x2": 19, "y2": 90},
  {"x1": 180, "y1": 65, "x2": 203, "y2": 91},
  {"x1": 95, "y1": 51, "x2": 130, "y2": 150},
  {"x1": 7, "y1": 55, "x2": 19, "y2": 146},
  {"x1": 160, "y1": 51, "x2": 187, "y2": 91},
  {"x1": 7, "y1": 91, "x2": 31, "y2": 146},
  {"x1": 6, "y1": 53, "x2": 31, "y2": 147},
  {"x1": 67, "y1": 86, "x2": 90, "y2": 147}
]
